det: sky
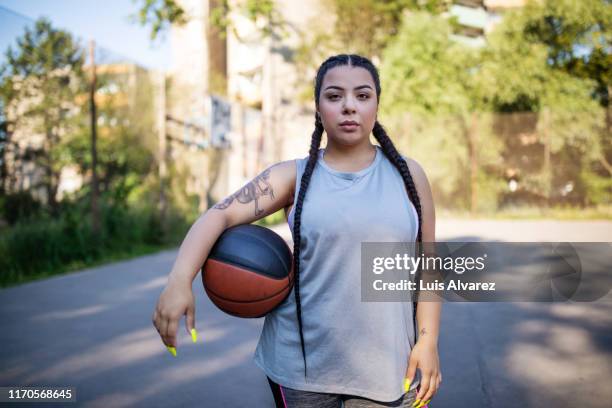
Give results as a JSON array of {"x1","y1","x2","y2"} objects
[{"x1": 0, "y1": 0, "x2": 171, "y2": 70}]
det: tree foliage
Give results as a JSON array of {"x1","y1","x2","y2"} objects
[
  {"x1": 332, "y1": 0, "x2": 451, "y2": 60},
  {"x1": 134, "y1": 0, "x2": 290, "y2": 41},
  {"x1": 133, "y1": 0, "x2": 188, "y2": 40},
  {"x1": 481, "y1": 0, "x2": 610, "y2": 204},
  {"x1": 379, "y1": 1, "x2": 611, "y2": 208},
  {"x1": 0, "y1": 18, "x2": 85, "y2": 211}
]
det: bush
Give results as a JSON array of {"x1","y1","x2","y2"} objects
[
  {"x1": 0, "y1": 192, "x2": 42, "y2": 225},
  {"x1": 0, "y1": 200, "x2": 191, "y2": 287}
]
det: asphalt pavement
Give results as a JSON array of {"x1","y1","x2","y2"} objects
[{"x1": 0, "y1": 219, "x2": 610, "y2": 407}]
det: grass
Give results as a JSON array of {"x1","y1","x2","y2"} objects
[
  {"x1": 0, "y1": 241, "x2": 178, "y2": 289},
  {"x1": 0, "y1": 209, "x2": 289, "y2": 290}
]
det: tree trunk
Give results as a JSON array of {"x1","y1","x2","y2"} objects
[
  {"x1": 89, "y1": 40, "x2": 100, "y2": 234},
  {"x1": 157, "y1": 72, "x2": 167, "y2": 227},
  {"x1": 469, "y1": 112, "x2": 479, "y2": 214},
  {"x1": 542, "y1": 108, "x2": 551, "y2": 206}
]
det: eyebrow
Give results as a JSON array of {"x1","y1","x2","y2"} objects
[{"x1": 323, "y1": 85, "x2": 373, "y2": 91}]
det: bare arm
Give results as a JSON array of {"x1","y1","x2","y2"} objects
[
  {"x1": 167, "y1": 160, "x2": 296, "y2": 287},
  {"x1": 405, "y1": 158, "x2": 441, "y2": 405},
  {"x1": 153, "y1": 160, "x2": 296, "y2": 353},
  {"x1": 407, "y1": 158, "x2": 441, "y2": 347}
]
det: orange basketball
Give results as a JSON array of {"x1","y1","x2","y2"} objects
[{"x1": 202, "y1": 224, "x2": 294, "y2": 318}]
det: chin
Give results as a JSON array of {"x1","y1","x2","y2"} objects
[{"x1": 329, "y1": 132, "x2": 368, "y2": 146}]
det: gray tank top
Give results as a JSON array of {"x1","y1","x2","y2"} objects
[{"x1": 253, "y1": 145, "x2": 420, "y2": 402}]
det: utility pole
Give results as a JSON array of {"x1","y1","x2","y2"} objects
[
  {"x1": 89, "y1": 40, "x2": 100, "y2": 234},
  {"x1": 542, "y1": 107, "x2": 551, "y2": 207},
  {"x1": 469, "y1": 112, "x2": 479, "y2": 214},
  {"x1": 157, "y1": 72, "x2": 167, "y2": 226}
]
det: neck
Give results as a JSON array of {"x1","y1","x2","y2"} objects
[
  {"x1": 324, "y1": 140, "x2": 376, "y2": 160},
  {"x1": 322, "y1": 139, "x2": 377, "y2": 172}
]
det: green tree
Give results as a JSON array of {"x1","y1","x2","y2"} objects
[
  {"x1": 0, "y1": 18, "x2": 85, "y2": 213},
  {"x1": 481, "y1": 0, "x2": 610, "y2": 205},
  {"x1": 293, "y1": 1, "x2": 451, "y2": 103},
  {"x1": 379, "y1": 12, "x2": 503, "y2": 211},
  {"x1": 134, "y1": 0, "x2": 188, "y2": 40},
  {"x1": 331, "y1": 0, "x2": 448, "y2": 59},
  {"x1": 58, "y1": 64, "x2": 157, "y2": 208},
  {"x1": 134, "y1": 0, "x2": 289, "y2": 40}
]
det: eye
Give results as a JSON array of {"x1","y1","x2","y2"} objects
[
  {"x1": 328, "y1": 94, "x2": 340, "y2": 100},
  {"x1": 358, "y1": 93, "x2": 370, "y2": 99}
]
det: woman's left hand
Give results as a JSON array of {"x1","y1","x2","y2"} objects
[{"x1": 405, "y1": 338, "x2": 441, "y2": 407}]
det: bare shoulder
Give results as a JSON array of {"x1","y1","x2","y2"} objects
[
  {"x1": 270, "y1": 159, "x2": 297, "y2": 190},
  {"x1": 404, "y1": 156, "x2": 434, "y2": 209},
  {"x1": 404, "y1": 156, "x2": 436, "y2": 240},
  {"x1": 270, "y1": 159, "x2": 297, "y2": 175},
  {"x1": 404, "y1": 157, "x2": 431, "y2": 191},
  {"x1": 265, "y1": 159, "x2": 297, "y2": 203}
]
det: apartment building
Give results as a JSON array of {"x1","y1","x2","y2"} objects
[{"x1": 448, "y1": 0, "x2": 527, "y2": 47}]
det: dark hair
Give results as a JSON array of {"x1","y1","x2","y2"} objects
[{"x1": 292, "y1": 54, "x2": 423, "y2": 378}]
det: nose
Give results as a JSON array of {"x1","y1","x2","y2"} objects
[{"x1": 342, "y1": 94, "x2": 357, "y2": 113}]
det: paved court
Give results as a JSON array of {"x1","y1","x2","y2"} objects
[{"x1": 0, "y1": 219, "x2": 610, "y2": 407}]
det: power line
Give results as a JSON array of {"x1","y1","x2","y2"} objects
[
  {"x1": 0, "y1": 4, "x2": 35, "y2": 22},
  {"x1": 0, "y1": 4, "x2": 149, "y2": 69}
]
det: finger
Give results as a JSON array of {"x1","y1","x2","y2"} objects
[
  {"x1": 166, "y1": 318, "x2": 179, "y2": 348},
  {"x1": 405, "y1": 357, "x2": 418, "y2": 390},
  {"x1": 159, "y1": 315, "x2": 169, "y2": 345},
  {"x1": 421, "y1": 373, "x2": 437, "y2": 402},
  {"x1": 416, "y1": 399, "x2": 431, "y2": 408},
  {"x1": 162, "y1": 316, "x2": 178, "y2": 357},
  {"x1": 414, "y1": 374, "x2": 430, "y2": 405},
  {"x1": 186, "y1": 305, "x2": 197, "y2": 343}
]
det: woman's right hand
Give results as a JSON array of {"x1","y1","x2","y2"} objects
[{"x1": 152, "y1": 279, "x2": 197, "y2": 356}]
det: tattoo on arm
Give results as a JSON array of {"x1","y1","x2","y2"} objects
[
  {"x1": 212, "y1": 167, "x2": 275, "y2": 216},
  {"x1": 420, "y1": 328, "x2": 427, "y2": 336}
]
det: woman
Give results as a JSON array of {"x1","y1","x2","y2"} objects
[{"x1": 152, "y1": 54, "x2": 441, "y2": 408}]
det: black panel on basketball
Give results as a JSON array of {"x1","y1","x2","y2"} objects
[{"x1": 207, "y1": 224, "x2": 292, "y2": 280}]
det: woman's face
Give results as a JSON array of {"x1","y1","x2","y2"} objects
[{"x1": 318, "y1": 65, "x2": 378, "y2": 147}]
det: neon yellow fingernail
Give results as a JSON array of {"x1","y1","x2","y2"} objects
[
  {"x1": 166, "y1": 346, "x2": 177, "y2": 357},
  {"x1": 412, "y1": 399, "x2": 420, "y2": 407},
  {"x1": 191, "y1": 328, "x2": 198, "y2": 343},
  {"x1": 404, "y1": 378, "x2": 411, "y2": 392}
]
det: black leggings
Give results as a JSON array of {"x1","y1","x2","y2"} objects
[{"x1": 267, "y1": 377, "x2": 419, "y2": 408}]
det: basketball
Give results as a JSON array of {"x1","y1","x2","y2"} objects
[{"x1": 201, "y1": 224, "x2": 294, "y2": 318}]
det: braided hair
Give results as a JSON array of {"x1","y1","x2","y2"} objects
[{"x1": 292, "y1": 54, "x2": 423, "y2": 378}]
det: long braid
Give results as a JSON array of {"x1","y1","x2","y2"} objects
[
  {"x1": 372, "y1": 121, "x2": 423, "y2": 243},
  {"x1": 372, "y1": 120, "x2": 423, "y2": 338},
  {"x1": 292, "y1": 113, "x2": 323, "y2": 378}
]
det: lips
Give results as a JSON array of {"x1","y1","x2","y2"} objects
[{"x1": 339, "y1": 121, "x2": 359, "y2": 132}]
